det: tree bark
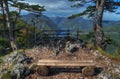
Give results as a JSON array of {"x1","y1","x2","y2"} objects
[
  {"x1": 4, "y1": 0, "x2": 17, "y2": 50},
  {"x1": 94, "y1": 0, "x2": 106, "y2": 49},
  {"x1": 12, "y1": 8, "x2": 21, "y2": 41},
  {"x1": 32, "y1": 18, "x2": 37, "y2": 46},
  {"x1": 0, "y1": 0, "x2": 7, "y2": 38}
]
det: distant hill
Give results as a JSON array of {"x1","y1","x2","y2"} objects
[
  {"x1": 21, "y1": 13, "x2": 58, "y2": 30},
  {"x1": 104, "y1": 25, "x2": 120, "y2": 54},
  {"x1": 50, "y1": 16, "x2": 120, "y2": 31},
  {"x1": 21, "y1": 14, "x2": 120, "y2": 31},
  {"x1": 103, "y1": 20, "x2": 120, "y2": 27},
  {"x1": 58, "y1": 17, "x2": 93, "y2": 31},
  {"x1": 49, "y1": 17, "x2": 93, "y2": 31},
  {"x1": 50, "y1": 17, "x2": 66, "y2": 25},
  {"x1": 104, "y1": 25, "x2": 120, "y2": 45},
  {"x1": 104, "y1": 25, "x2": 120, "y2": 32}
]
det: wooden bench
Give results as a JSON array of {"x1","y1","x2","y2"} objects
[{"x1": 37, "y1": 59, "x2": 95, "y2": 77}]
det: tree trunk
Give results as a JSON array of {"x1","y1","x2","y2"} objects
[
  {"x1": 4, "y1": 0, "x2": 17, "y2": 51},
  {"x1": 12, "y1": 9, "x2": 21, "y2": 42},
  {"x1": 94, "y1": 0, "x2": 106, "y2": 49},
  {"x1": 0, "y1": 0, "x2": 7, "y2": 38},
  {"x1": 32, "y1": 18, "x2": 37, "y2": 46}
]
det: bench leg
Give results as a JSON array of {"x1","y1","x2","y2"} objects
[
  {"x1": 82, "y1": 66, "x2": 94, "y2": 77},
  {"x1": 37, "y1": 66, "x2": 49, "y2": 76}
]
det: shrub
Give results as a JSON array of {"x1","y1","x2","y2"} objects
[
  {"x1": 1, "y1": 72, "x2": 12, "y2": 79},
  {"x1": 0, "y1": 37, "x2": 10, "y2": 52}
]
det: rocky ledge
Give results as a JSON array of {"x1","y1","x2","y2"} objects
[{"x1": 0, "y1": 51, "x2": 32, "y2": 79}]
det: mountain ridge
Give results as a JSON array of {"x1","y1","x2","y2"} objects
[{"x1": 21, "y1": 13, "x2": 120, "y2": 31}]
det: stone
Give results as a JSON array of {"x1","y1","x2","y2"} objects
[
  {"x1": 15, "y1": 53, "x2": 31, "y2": 64},
  {"x1": 24, "y1": 69, "x2": 30, "y2": 76},
  {"x1": 90, "y1": 50, "x2": 94, "y2": 53},
  {"x1": 65, "y1": 41, "x2": 78, "y2": 54},
  {"x1": 12, "y1": 69, "x2": 21, "y2": 79},
  {"x1": 93, "y1": 51, "x2": 99, "y2": 57},
  {"x1": 4, "y1": 52, "x2": 18, "y2": 63},
  {"x1": 53, "y1": 48, "x2": 60, "y2": 56},
  {"x1": 11, "y1": 63, "x2": 26, "y2": 79},
  {"x1": 1, "y1": 71, "x2": 12, "y2": 79},
  {"x1": 114, "y1": 68, "x2": 120, "y2": 73},
  {"x1": 1, "y1": 51, "x2": 32, "y2": 79},
  {"x1": 98, "y1": 71, "x2": 111, "y2": 79},
  {"x1": 53, "y1": 39, "x2": 67, "y2": 56}
]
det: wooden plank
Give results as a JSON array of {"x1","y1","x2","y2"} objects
[
  {"x1": 37, "y1": 59, "x2": 95, "y2": 67},
  {"x1": 38, "y1": 59, "x2": 93, "y2": 63}
]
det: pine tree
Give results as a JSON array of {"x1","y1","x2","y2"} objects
[
  {"x1": 0, "y1": 0, "x2": 45, "y2": 51},
  {"x1": 69, "y1": 0, "x2": 120, "y2": 49},
  {"x1": 0, "y1": 0, "x2": 7, "y2": 38}
]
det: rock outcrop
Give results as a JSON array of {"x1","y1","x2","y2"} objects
[{"x1": 0, "y1": 51, "x2": 32, "y2": 79}]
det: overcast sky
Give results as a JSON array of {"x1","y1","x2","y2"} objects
[{"x1": 20, "y1": 0, "x2": 120, "y2": 21}]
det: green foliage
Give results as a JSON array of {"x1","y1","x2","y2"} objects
[
  {"x1": 81, "y1": 30, "x2": 120, "y2": 58},
  {"x1": 81, "y1": 32, "x2": 95, "y2": 44},
  {"x1": 0, "y1": 37, "x2": 9, "y2": 51},
  {"x1": 117, "y1": 47, "x2": 120, "y2": 55},
  {"x1": 103, "y1": 26, "x2": 120, "y2": 56},
  {"x1": 104, "y1": 36, "x2": 113, "y2": 44},
  {"x1": 15, "y1": 20, "x2": 50, "y2": 48},
  {"x1": 34, "y1": 31, "x2": 50, "y2": 45},
  {"x1": 1, "y1": 72, "x2": 12, "y2": 79},
  {"x1": 0, "y1": 0, "x2": 46, "y2": 49},
  {"x1": 11, "y1": 1, "x2": 45, "y2": 14},
  {"x1": 0, "y1": 58, "x2": 4, "y2": 65},
  {"x1": 16, "y1": 22, "x2": 34, "y2": 48},
  {"x1": 98, "y1": 47, "x2": 120, "y2": 60},
  {"x1": 68, "y1": 0, "x2": 120, "y2": 18},
  {"x1": 0, "y1": 14, "x2": 49, "y2": 49},
  {"x1": 11, "y1": 2, "x2": 29, "y2": 9},
  {"x1": 68, "y1": 6, "x2": 95, "y2": 19},
  {"x1": 29, "y1": 4, "x2": 45, "y2": 12}
]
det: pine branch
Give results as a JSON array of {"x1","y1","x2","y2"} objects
[{"x1": 68, "y1": 5, "x2": 95, "y2": 19}]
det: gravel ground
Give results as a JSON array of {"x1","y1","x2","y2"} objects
[{"x1": 24, "y1": 47, "x2": 106, "y2": 79}]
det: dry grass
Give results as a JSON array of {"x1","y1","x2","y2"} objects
[{"x1": 98, "y1": 47, "x2": 120, "y2": 63}]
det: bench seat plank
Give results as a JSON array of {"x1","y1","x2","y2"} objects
[{"x1": 37, "y1": 59, "x2": 95, "y2": 67}]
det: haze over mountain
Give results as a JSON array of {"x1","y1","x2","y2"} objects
[
  {"x1": 21, "y1": 13, "x2": 57, "y2": 30},
  {"x1": 21, "y1": 13, "x2": 120, "y2": 31},
  {"x1": 50, "y1": 16, "x2": 120, "y2": 31}
]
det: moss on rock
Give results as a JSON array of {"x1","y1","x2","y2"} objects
[{"x1": 1, "y1": 72, "x2": 12, "y2": 79}]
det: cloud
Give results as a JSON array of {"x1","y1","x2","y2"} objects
[
  {"x1": 23, "y1": 0, "x2": 71, "y2": 10},
  {"x1": 103, "y1": 12, "x2": 120, "y2": 21},
  {"x1": 22, "y1": 0, "x2": 85, "y2": 17},
  {"x1": 20, "y1": 0, "x2": 120, "y2": 20}
]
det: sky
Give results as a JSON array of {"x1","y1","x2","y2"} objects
[{"x1": 20, "y1": 0, "x2": 120, "y2": 21}]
